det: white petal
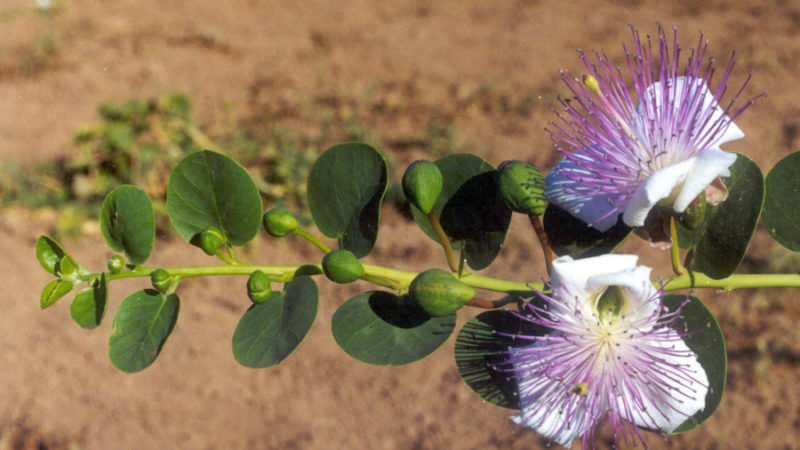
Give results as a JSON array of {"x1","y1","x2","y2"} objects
[
  {"x1": 586, "y1": 265, "x2": 658, "y2": 321},
  {"x1": 510, "y1": 341, "x2": 589, "y2": 447},
  {"x1": 622, "y1": 157, "x2": 697, "y2": 227},
  {"x1": 629, "y1": 331, "x2": 709, "y2": 432},
  {"x1": 643, "y1": 77, "x2": 744, "y2": 148},
  {"x1": 672, "y1": 148, "x2": 737, "y2": 212},
  {"x1": 512, "y1": 407, "x2": 584, "y2": 448},
  {"x1": 551, "y1": 254, "x2": 639, "y2": 300},
  {"x1": 545, "y1": 157, "x2": 620, "y2": 232}
]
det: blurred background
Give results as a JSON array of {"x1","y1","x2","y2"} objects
[{"x1": 1, "y1": 0, "x2": 799, "y2": 448}]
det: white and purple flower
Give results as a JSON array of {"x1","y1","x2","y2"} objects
[
  {"x1": 499, "y1": 254, "x2": 708, "y2": 448},
  {"x1": 545, "y1": 26, "x2": 760, "y2": 246}
]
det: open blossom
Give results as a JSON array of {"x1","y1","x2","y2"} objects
[
  {"x1": 545, "y1": 26, "x2": 760, "y2": 245},
  {"x1": 499, "y1": 255, "x2": 708, "y2": 448}
]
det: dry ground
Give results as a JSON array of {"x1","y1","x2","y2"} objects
[{"x1": 2, "y1": 0, "x2": 800, "y2": 448}]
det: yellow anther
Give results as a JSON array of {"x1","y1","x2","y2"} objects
[
  {"x1": 582, "y1": 75, "x2": 602, "y2": 96},
  {"x1": 571, "y1": 382, "x2": 588, "y2": 396}
]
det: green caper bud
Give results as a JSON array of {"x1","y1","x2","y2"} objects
[
  {"x1": 322, "y1": 250, "x2": 365, "y2": 284},
  {"x1": 409, "y1": 268, "x2": 475, "y2": 316},
  {"x1": 108, "y1": 255, "x2": 125, "y2": 274},
  {"x1": 497, "y1": 160, "x2": 546, "y2": 215},
  {"x1": 150, "y1": 268, "x2": 172, "y2": 292},
  {"x1": 247, "y1": 270, "x2": 273, "y2": 304},
  {"x1": 199, "y1": 226, "x2": 225, "y2": 256},
  {"x1": 263, "y1": 207, "x2": 298, "y2": 237},
  {"x1": 402, "y1": 160, "x2": 443, "y2": 214}
]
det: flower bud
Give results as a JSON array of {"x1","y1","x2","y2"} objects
[
  {"x1": 199, "y1": 226, "x2": 225, "y2": 256},
  {"x1": 402, "y1": 160, "x2": 443, "y2": 214},
  {"x1": 409, "y1": 268, "x2": 475, "y2": 316},
  {"x1": 322, "y1": 250, "x2": 365, "y2": 284},
  {"x1": 150, "y1": 268, "x2": 172, "y2": 292},
  {"x1": 108, "y1": 255, "x2": 125, "y2": 274},
  {"x1": 247, "y1": 270, "x2": 272, "y2": 304},
  {"x1": 497, "y1": 160, "x2": 546, "y2": 215},
  {"x1": 263, "y1": 207, "x2": 298, "y2": 237}
]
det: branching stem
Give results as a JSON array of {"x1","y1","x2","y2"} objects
[
  {"x1": 292, "y1": 228, "x2": 332, "y2": 253},
  {"x1": 427, "y1": 210, "x2": 459, "y2": 272},
  {"x1": 87, "y1": 259, "x2": 800, "y2": 307}
]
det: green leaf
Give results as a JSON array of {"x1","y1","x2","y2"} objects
[
  {"x1": 331, "y1": 291, "x2": 455, "y2": 366},
  {"x1": 543, "y1": 204, "x2": 632, "y2": 258},
  {"x1": 307, "y1": 143, "x2": 388, "y2": 257},
  {"x1": 762, "y1": 150, "x2": 800, "y2": 251},
  {"x1": 40, "y1": 279, "x2": 74, "y2": 309},
  {"x1": 232, "y1": 276, "x2": 318, "y2": 368},
  {"x1": 167, "y1": 150, "x2": 262, "y2": 246},
  {"x1": 677, "y1": 153, "x2": 764, "y2": 279},
  {"x1": 664, "y1": 294, "x2": 726, "y2": 434},
  {"x1": 56, "y1": 254, "x2": 79, "y2": 279},
  {"x1": 70, "y1": 274, "x2": 108, "y2": 329},
  {"x1": 108, "y1": 290, "x2": 180, "y2": 373},
  {"x1": 454, "y1": 306, "x2": 547, "y2": 409},
  {"x1": 35, "y1": 235, "x2": 66, "y2": 275},
  {"x1": 410, "y1": 154, "x2": 511, "y2": 270},
  {"x1": 100, "y1": 185, "x2": 155, "y2": 265}
]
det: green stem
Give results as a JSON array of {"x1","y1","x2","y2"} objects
[
  {"x1": 427, "y1": 210, "x2": 459, "y2": 272},
  {"x1": 361, "y1": 273, "x2": 404, "y2": 291},
  {"x1": 91, "y1": 262, "x2": 540, "y2": 294},
  {"x1": 292, "y1": 228, "x2": 332, "y2": 253},
  {"x1": 529, "y1": 214, "x2": 554, "y2": 276},
  {"x1": 86, "y1": 263, "x2": 800, "y2": 304},
  {"x1": 663, "y1": 272, "x2": 800, "y2": 291},
  {"x1": 669, "y1": 217, "x2": 686, "y2": 275},
  {"x1": 215, "y1": 247, "x2": 237, "y2": 265}
]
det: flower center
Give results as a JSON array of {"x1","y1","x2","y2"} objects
[
  {"x1": 595, "y1": 285, "x2": 625, "y2": 326},
  {"x1": 589, "y1": 285, "x2": 631, "y2": 366}
]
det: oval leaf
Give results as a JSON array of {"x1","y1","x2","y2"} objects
[
  {"x1": 167, "y1": 150, "x2": 262, "y2": 246},
  {"x1": 70, "y1": 274, "x2": 108, "y2": 329},
  {"x1": 54, "y1": 255, "x2": 81, "y2": 283},
  {"x1": 677, "y1": 153, "x2": 764, "y2": 279},
  {"x1": 664, "y1": 294, "x2": 726, "y2": 434},
  {"x1": 100, "y1": 185, "x2": 155, "y2": 265},
  {"x1": 40, "y1": 279, "x2": 74, "y2": 309},
  {"x1": 410, "y1": 154, "x2": 511, "y2": 270},
  {"x1": 35, "y1": 235, "x2": 67, "y2": 275},
  {"x1": 232, "y1": 275, "x2": 318, "y2": 368},
  {"x1": 109, "y1": 290, "x2": 180, "y2": 373},
  {"x1": 544, "y1": 204, "x2": 632, "y2": 258},
  {"x1": 763, "y1": 150, "x2": 800, "y2": 250},
  {"x1": 454, "y1": 297, "x2": 549, "y2": 409},
  {"x1": 331, "y1": 291, "x2": 455, "y2": 365},
  {"x1": 307, "y1": 143, "x2": 388, "y2": 257}
]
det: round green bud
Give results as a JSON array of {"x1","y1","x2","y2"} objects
[
  {"x1": 199, "y1": 227, "x2": 225, "y2": 256},
  {"x1": 263, "y1": 207, "x2": 298, "y2": 237},
  {"x1": 108, "y1": 255, "x2": 125, "y2": 274},
  {"x1": 409, "y1": 268, "x2": 475, "y2": 316},
  {"x1": 497, "y1": 160, "x2": 546, "y2": 215},
  {"x1": 247, "y1": 270, "x2": 273, "y2": 304},
  {"x1": 321, "y1": 250, "x2": 365, "y2": 284},
  {"x1": 402, "y1": 160, "x2": 443, "y2": 214},
  {"x1": 150, "y1": 268, "x2": 172, "y2": 292}
]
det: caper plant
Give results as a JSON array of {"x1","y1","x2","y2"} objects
[{"x1": 35, "y1": 25, "x2": 800, "y2": 448}]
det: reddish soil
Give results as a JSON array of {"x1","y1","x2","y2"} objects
[{"x1": 2, "y1": 0, "x2": 800, "y2": 448}]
